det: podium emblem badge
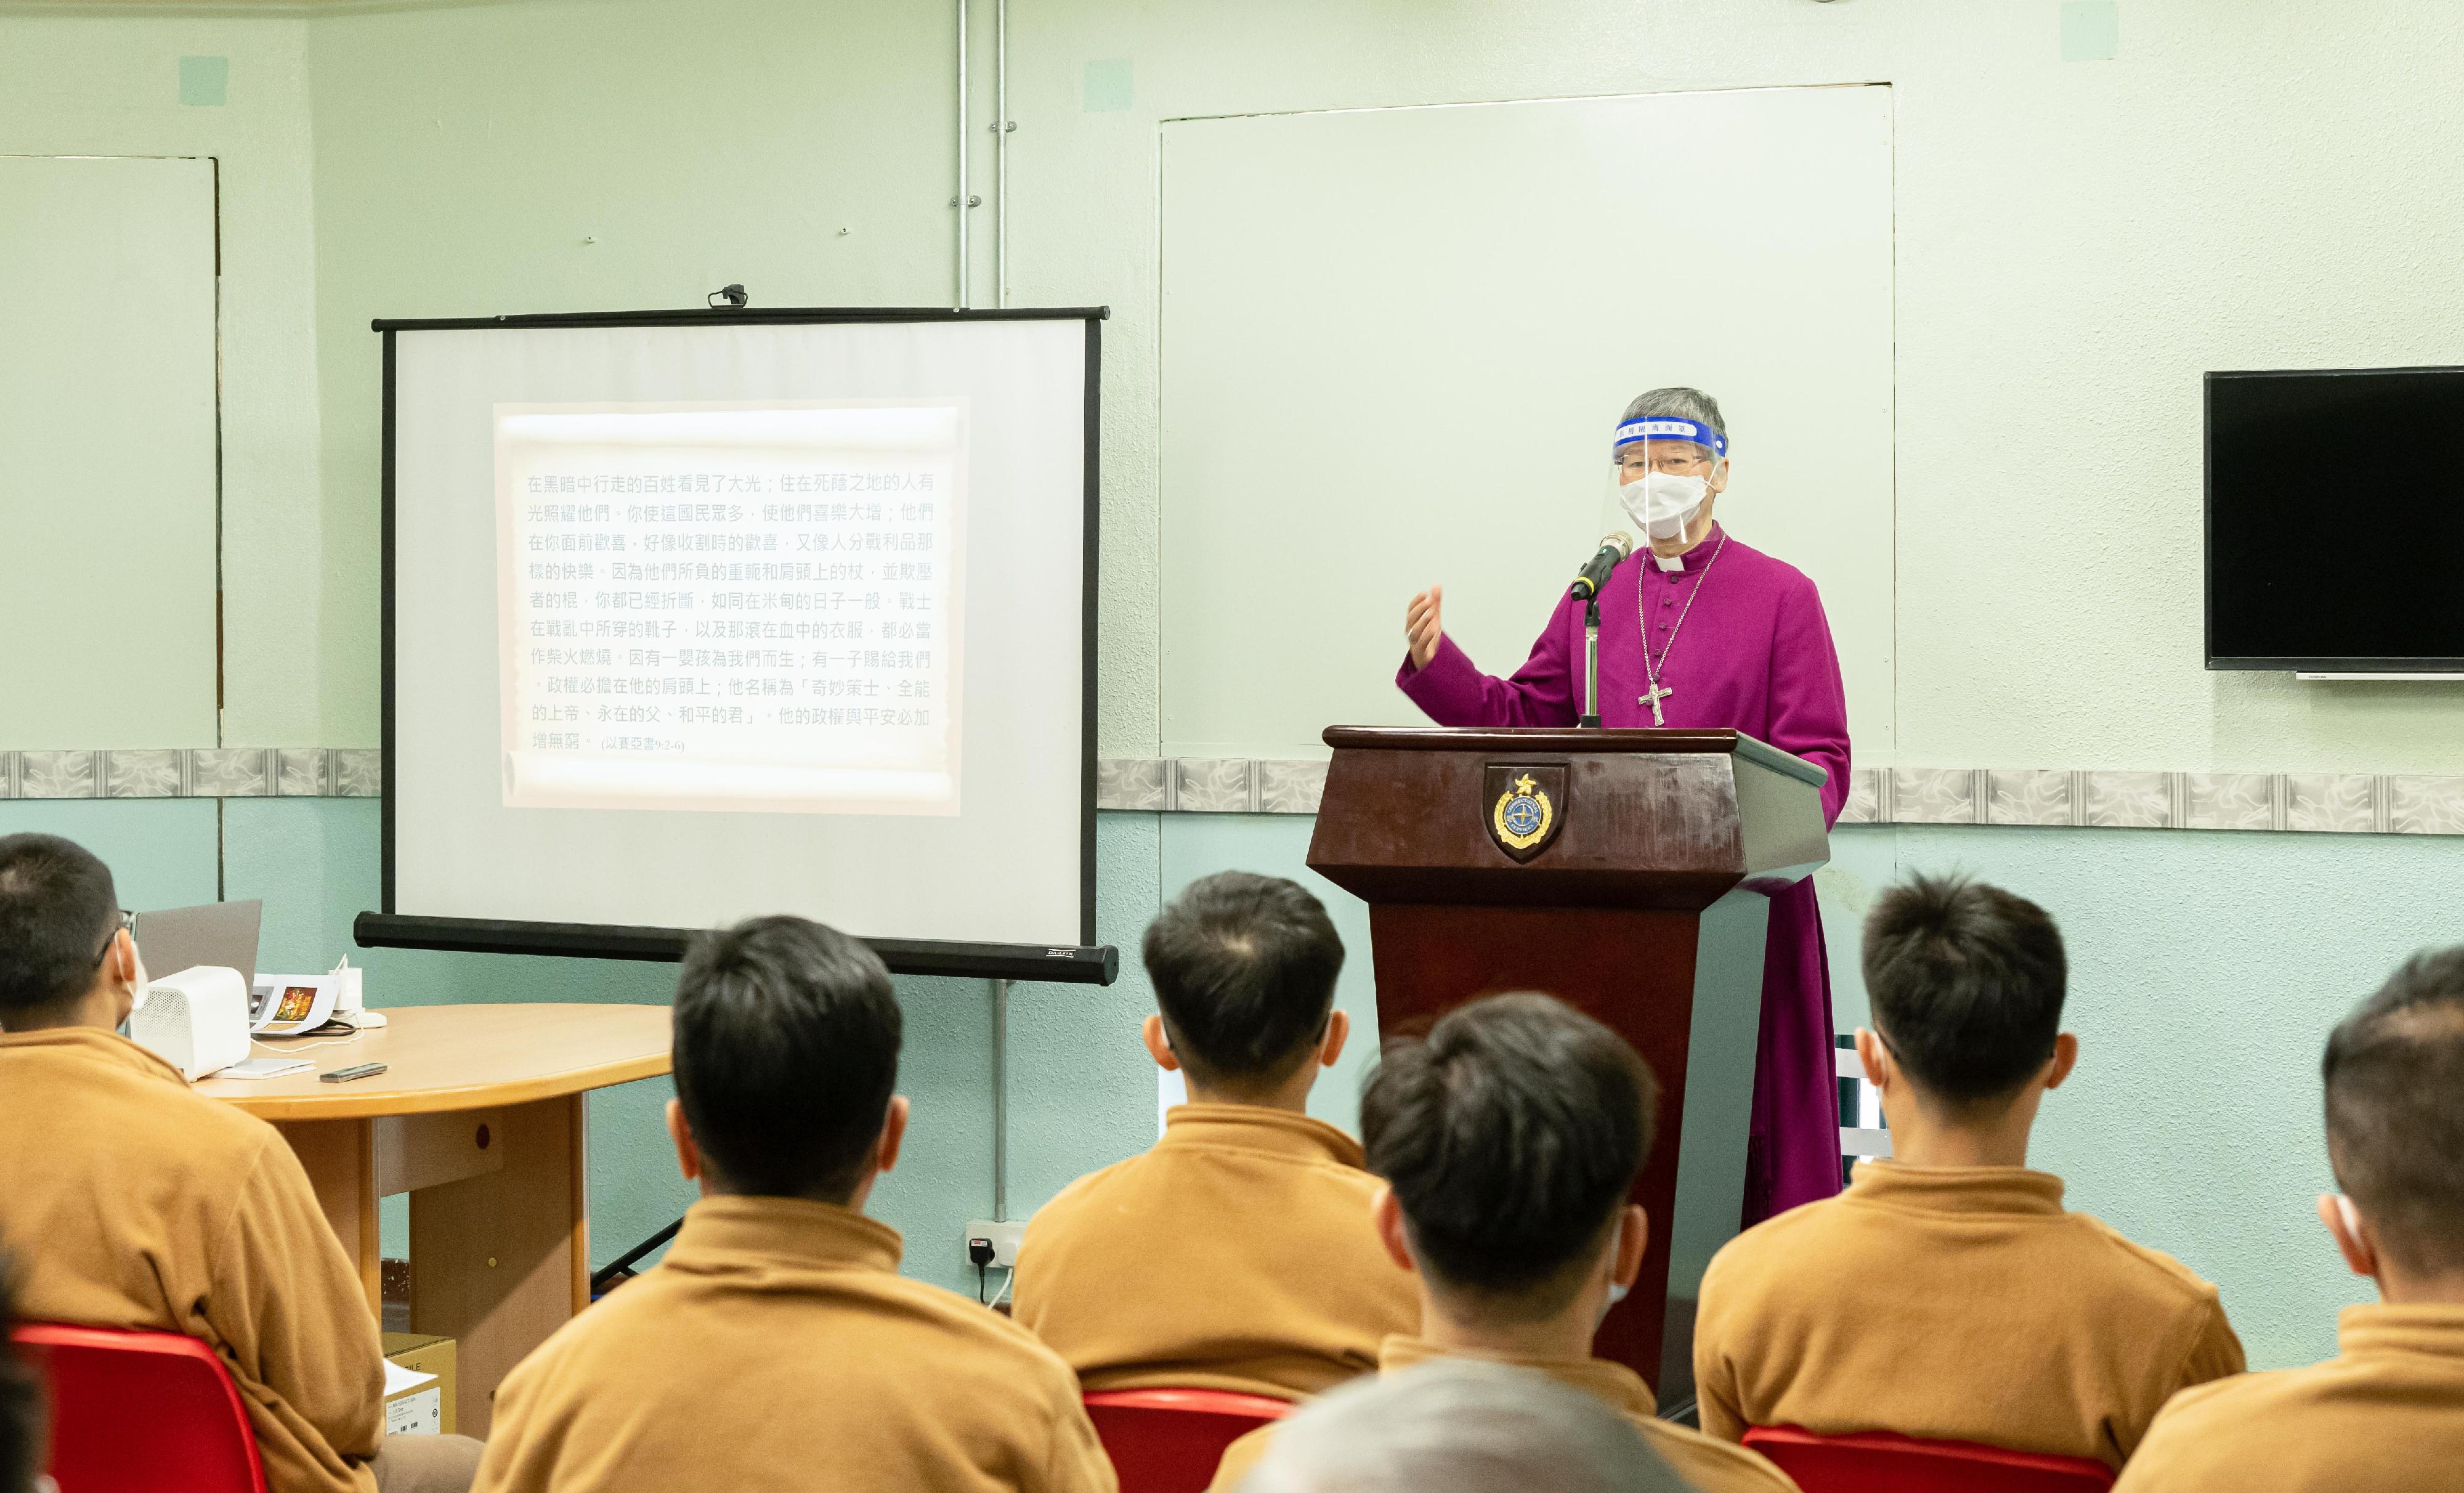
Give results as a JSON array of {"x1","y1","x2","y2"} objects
[{"x1": 1485, "y1": 765, "x2": 1566, "y2": 862}]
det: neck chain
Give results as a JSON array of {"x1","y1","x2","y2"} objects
[{"x1": 1635, "y1": 533, "x2": 1726, "y2": 727}]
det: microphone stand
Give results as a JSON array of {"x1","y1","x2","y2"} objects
[
  {"x1": 1568, "y1": 532, "x2": 1627, "y2": 729},
  {"x1": 1579, "y1": 595, "x2": 1602, "y2": 728}
]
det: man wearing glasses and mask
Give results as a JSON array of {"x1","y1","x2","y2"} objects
[
  {"x1": 1397, "y1": 387, "x2": 1852, "y2": 1226},
  {"x1": 0, "y1": 833, "x2": 484, "y2": 1492}
]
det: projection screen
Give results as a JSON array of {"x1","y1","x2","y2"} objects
[{"x1": 362, "y1": 309, "x2": 1108, "y2": 981}]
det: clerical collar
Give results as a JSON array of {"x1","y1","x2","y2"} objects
[{"x1": 1650, "y1": 524, "x2": 1723, "y2": 572}]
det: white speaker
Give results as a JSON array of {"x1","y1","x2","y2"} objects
[{"x1": 129, "y1": 965, "x2": 251, "y2": 1081}]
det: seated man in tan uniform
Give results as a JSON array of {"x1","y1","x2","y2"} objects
[
  {"x1": 1212, "y1": 993, "x2": 1797, "y2": 1493},
  {"x1": 1693, "y1": 873, "x2": 2243, "y2": 1470},
  {"x1": 0, "y1": 834, "x2": 482, "y2": 1493},
  {"x1": 1015, "y1": 872, "x2": 1414, "y2": 1399},
  {"x1": 2116, "y1": 946, "x2": 2464, "y2": 1490},
  {"x1": 472, "y1": 914, "x2": 1114, "y2": 1493}
]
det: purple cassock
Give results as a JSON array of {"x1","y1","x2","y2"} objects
[{"x1": 1396, "y1": 521, "x2": 1851, "y2": 1222}]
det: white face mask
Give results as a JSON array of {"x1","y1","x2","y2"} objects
[
  {"x1": 2333, "y1": 1194, "x2": 2364, "y2": 1241},
  {"x1": 122, "y1": 934, "x2": 152, "y2": 1012},
  {"x1": 1611, "y1": 468, "x2": 1711, "y2": 543},
  {"x1": 1595, "y1": 1214, "x2": 1631, "y2": 1328}
]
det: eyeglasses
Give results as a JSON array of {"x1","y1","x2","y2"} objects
[
  {"x1": 94, "y1": 908, "x2": 133, "y2": 968},
  {"x1": 1618, "y1": 446, "x2": 1716, "y2": 474}
]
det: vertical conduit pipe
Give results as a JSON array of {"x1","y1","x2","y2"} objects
[
  {"x1": 991, "y1": 977, "x2": 1010, "y2": 1221},
  {"x1": 994, "y1": 0, "x2": 1008, "y2": 307},
  {"x1": 954, "y1": 0, "x2": 970, "y2": 309}
]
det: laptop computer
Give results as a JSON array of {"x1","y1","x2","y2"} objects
[{"x1": 131, "y1": 900, "x2": 264, "y2": 1017}]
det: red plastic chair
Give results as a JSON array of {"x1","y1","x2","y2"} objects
[
  {"x1": 1744, "y1": 1426, "x2": 2114, "y2": 1493},
  {"x1": 12, "y1": 1324, "x2": 267, "y2": 1493},
  {"x1": 1084, "y1": 1388, "x2": 1295, "y2": 1493}
]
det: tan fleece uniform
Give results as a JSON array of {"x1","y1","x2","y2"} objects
[
  {"x1": 0, "y1": 1027, "x2": 385, "y2": 1493},
  {"x1": 1209, "y1": 1336, "x2": 1800, "y2": 1493},
  {"x1": 471, "y1": 1195, "x2": 1116, "y2": 1493},
  {"x1": 2113, "y1": 1303, "x2": 2464, "y2": 1492},
  {"x1": 1694, "y1": 1162, "x2": 2245, "y2": 1469},
  {"x1": 1015, "y1": 1105, "x2": 1416, "y2": 1400}
]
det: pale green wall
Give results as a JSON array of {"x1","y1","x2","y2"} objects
[
  {"x1": 23, "y1": 1, "x2": 2464, "y2": 760},
  {"x1": 10, "y1": 0, "x2": 2464, "y2": 1364},
  {"x1": 28, "y1": 0, "x2": 2464, "y2": 773},
  {"x1": 0, "y1": 10, "x2": 328, "y2": 746},
  {"x1": 0, "y1": 154, "x2": 219, "y2": 749},
  {"x1": 0, "y1": 802, "x2": 218, "y2": 911},
  {"x1": 997, "y1": 0, "x2": 2464, "y2": 773},
  {"x1": 302, "y1": 0, "x2": 961, "y2": 747},
  {"x1": 0, "y1": 1, "x2": 1158, "y2": 1288}
]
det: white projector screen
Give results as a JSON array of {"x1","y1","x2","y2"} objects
[{"x1": 374, "y1": 311, "x2": 1101, "y2": 976}]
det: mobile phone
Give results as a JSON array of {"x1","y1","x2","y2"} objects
[{"x1": 321, "y1": 1062, "x2": 389, "y2": 1083}]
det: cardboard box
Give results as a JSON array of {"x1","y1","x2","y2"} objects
[{"x1": 382, "y1": 1332, "x2": 458, "y2": 1437}]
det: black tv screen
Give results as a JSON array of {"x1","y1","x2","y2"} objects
[{"x1": 2207, "y1": 366, "x2": 2464, "y2": 670}]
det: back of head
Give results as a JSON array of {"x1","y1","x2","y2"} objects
[
  {"x1": 671, "y1": 915, "x2": 901, "y2": 1202},
  {"x1": 1239, "y1": 1359, "x2": 1687, "y2": 1493},
  {"x1": 1861, "y1": 873, "x2": 2067, "y2": 1106},
  {"x1": 1142, "y1": 871, "x2": 1343, "y2": 1091},
  {"x1": 0, "y1": 833, "x2": 118, "y2": 1020},
  {"x1": 2324, "y1": 948, "x2": 2464, "y2": 1277},
  {"x1": 1361, "y1": 993, "x2": 1656, "y2": 1316},
  {"x1": 0, "y1": 1254, "x2": 42, "y2": 1493}
]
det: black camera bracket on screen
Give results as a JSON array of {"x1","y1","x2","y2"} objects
[{"x1": 365, "y1": 305, "x2": 1115, "y2": 985}]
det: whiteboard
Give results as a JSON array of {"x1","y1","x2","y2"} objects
[
  {"x1": 0, "y1": 157, "x2": 218, "y2": 749},
  {"x1": 1159, "y1": 86, "x2": 1894, "y2": 762}
]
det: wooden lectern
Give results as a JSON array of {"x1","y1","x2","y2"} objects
[{"x1": 1306, "y1": 726, "x2": 1830, "y2": 1404}]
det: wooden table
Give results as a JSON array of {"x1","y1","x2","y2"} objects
[{"x1": 197, "y1": 1004, "x2": 671, "y2": 1436}]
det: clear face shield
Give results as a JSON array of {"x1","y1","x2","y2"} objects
[{"x1": 1608, "y1": 417, "x2": 1727, "y2": 548}]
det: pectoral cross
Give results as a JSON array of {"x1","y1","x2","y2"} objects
[{"x1": 1639, "y1": 681, "x2": 1672, "y2": 726}]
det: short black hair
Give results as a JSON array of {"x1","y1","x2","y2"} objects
[
  {"x1": 0, "y1": 1253, "x2": 41, "y2": 1493},
  {"x1": 671, "y1": 915, "x2": 902, "y2": 1203},
  {"x1": 2324, "y1": 948, "x2": 2464, "y2": 1276},
  {"x1": 1143, "y1": 872, "x2": 1344, "y2": 1088},
  {"x1": 0, "y1": 833, "x2": 120, "y2": 1016},
  {"x1": 1862, "y1": 873, "x2": 2067, "y2": 1105},
  {"x1": 1362, "y1": 993, "x2": 1658, "y2": 1316}
]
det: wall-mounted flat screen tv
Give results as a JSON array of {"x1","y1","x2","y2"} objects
[{"x1": 2207, "y1": 365, "x2": 2464, "y2": 672}]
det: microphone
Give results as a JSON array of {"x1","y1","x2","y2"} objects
[{"x1": 1569, "y1": 532, "x2": 1634, "y2": 601}]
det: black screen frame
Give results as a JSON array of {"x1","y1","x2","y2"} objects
[
  {"x1": 2205, "y1": 364, "x2": 2464, "y2": 673},
  {"x1": 364, "y1": 306, "x2": 1114, "y2": 983}
]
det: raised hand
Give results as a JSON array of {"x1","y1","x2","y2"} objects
[{"x1": 1405, "y1": 585, "x2": 1445, "y2": 671}]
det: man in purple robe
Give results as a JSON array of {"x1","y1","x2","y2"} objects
[{"x1": 1395, "y1": 386, "x2": 1850, "y2": 1222}]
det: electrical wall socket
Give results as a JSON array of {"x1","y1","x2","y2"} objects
[{"x1": 964, "y1": 1219, "x2": 1026, "y2": 1271}]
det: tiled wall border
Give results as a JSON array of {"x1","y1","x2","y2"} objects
[
  {"x1": 17, "y1": 751, "x2": 2461, "y2": 836},
  {"x1": 0, "y1": 750, "x2": 381, "y2": 800},
  {"x1": 1095, "y1": 757, "x2": 1327, "y2": 815},
  {"x1": 1095, "y1": 760, "x2": 2464, "y2": 837}
]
